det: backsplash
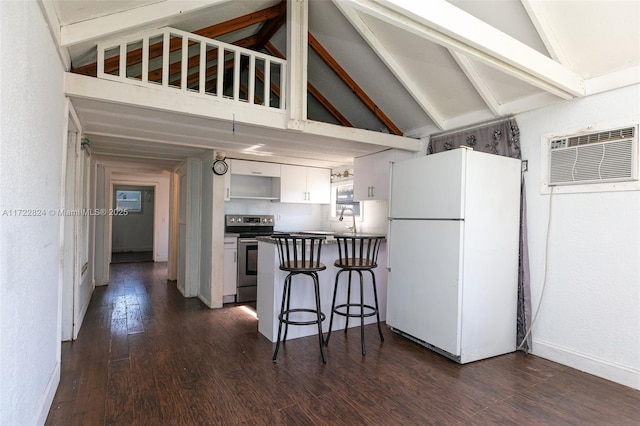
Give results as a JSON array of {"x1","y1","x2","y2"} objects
[
  {"x1": 225, "y1": 199, "x2": 323, "y2": 231},
  {"x1": 224, "y1": 199, "x2": 388, "y2": 235}
]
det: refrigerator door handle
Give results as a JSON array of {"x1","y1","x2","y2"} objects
[
  {"x1": 386, "y1": 220, "x2": 391, "y2": 271},
  {"x1": 387, "y1": 161, "x2": 394, "y2": 270}
]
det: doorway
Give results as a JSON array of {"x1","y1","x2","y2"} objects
[{"x1": 111, "y1": 185, "x2": 155, "y2": 263}]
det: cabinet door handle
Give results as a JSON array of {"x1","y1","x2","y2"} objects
[
  {"x1": 370, "y1": 186, "x2": 375, "y2": 197},
  {"x1": 234, "y1": 252, "x2": 236, "y2": 263},
  {"x1": 367, "y1": 186, "x2": 372, "y2": 197},
  {"x1": 251, "y1": 171, "x2": 263, "y2": 175},
  {"x1": 226, "y1": 188, "x2": 230, "y2": 198}
]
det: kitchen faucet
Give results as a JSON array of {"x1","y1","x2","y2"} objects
[{"x1": 338, "y1": 207, "x2": 357, "y2": 234}]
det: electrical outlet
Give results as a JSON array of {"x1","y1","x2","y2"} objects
[
  {"x1": 521, "y1": 160, "x2": 528, "y2": 172},
  {"x1": 276, "y1": 214, "x2": 282, "y2": 221}
]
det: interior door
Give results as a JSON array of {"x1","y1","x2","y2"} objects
[
  {"x1": 61, "y1": 131, "x2": 77, "y2": 341},
  {"x1": 387, "y1": 219, "x2": 464, "y2": 356}
]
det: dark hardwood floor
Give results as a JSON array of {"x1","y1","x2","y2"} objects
[{"x1": 46, "y1": 262, "x2": 639, "y2": 425}]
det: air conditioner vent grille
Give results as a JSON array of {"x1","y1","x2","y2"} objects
[
  {"x1": 548, "y1": 125, "x2": 638, "y2": 187},
  {"x1": 567, "y1": 127, "x2": 635, "y2": 147}
]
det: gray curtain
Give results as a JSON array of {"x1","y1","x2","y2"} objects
[{"x1": 429, "y1": 117, "x2": 532, "y2": 352}]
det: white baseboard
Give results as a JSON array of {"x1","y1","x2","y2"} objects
[
  {"x1": 112, "y1": 247, "x2": 153, "y2": 253},
  {"x1": 34, "y1": 361, "x2": 60, "y2": 426},
  {"x1": 73, "y1": 291, "x2": 91, "y2": 340},
  {"x1": 533, "y1": 339, "x2": 640, "y2": 390},
  {"x1": 177, "y1": 284, "x2": 186, "y2": 297}
]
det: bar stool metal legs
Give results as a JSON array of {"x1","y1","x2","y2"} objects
[
  {"x1": 325, "y1": 235, "x2": 385, "y2": 356},
  {"x1": 325, "y1": 268, "x2": 384, "y2": 355},
  {"x1": 271, "y1": 234, "x2": 327, "y2": 364},
  {"x1": 272, "y1": 271, "x2": 326, "y2": 363}
]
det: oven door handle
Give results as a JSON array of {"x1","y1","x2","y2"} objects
[{"x1": 238, "y1": 238, "x2": 258, "y2": 244}]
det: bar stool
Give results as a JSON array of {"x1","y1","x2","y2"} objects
[
  {"x1": 272, "y1": 234, "x2": 327, "y2": 363},
  {"x1": 325, "y1": 235, "x2": 384, "y2": 355}
]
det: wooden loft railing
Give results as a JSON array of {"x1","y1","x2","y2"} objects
[{"x1": 96, "y1": 27, "x2": 287, "y2": 110}]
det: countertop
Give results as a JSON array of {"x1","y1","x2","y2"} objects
[{"x1": 256, "y1": 232, "x2": 386, "y2": 245}]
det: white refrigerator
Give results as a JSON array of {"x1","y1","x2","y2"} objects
[{"x1": 386, "y1": 147, "x2": 521, "y2": 363}]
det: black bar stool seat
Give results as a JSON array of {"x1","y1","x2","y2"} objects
[
  {"x1": 325, "y1": 235, "x2": 385, "y2": 355},
  {"x1": 272, "y1": 234, "x2": 327, "y2": 363}
]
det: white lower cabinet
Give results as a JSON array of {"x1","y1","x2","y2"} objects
[
  {"x1": 280, "y1": 165, "x2": 330, "y2": 204},
  {"x1": 223, "y1": 237, "x2": 237, "y2": 302}
]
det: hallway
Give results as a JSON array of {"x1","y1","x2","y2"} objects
[{"x1": 46, "y1": 262, "x2": 640, "y2": 425}]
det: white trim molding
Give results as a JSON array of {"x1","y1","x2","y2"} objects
[{"x1": 533, "y1": 339, "x2": 640, "y2": 390}]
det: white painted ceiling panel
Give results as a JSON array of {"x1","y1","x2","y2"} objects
[
  {"x1": 309, "y1": 0, "x2": 429, "y2": 132},
  {"x1": 359, "y1": 12, "x2": 488, "y2": 119},
  {"x1": 531, "y1": 1, "x2": 640, "y2": 78},
  {"x1": 464, "y1": 56, "x2": 550, "y2": 105}
]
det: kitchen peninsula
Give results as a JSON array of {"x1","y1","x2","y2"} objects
[{"x1": 256, "y1": 235, "x2": 388, "y2": 342}]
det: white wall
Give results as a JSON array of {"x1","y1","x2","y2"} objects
[
  {"x1": 110, "y1": 171, "x2": 171, "y2": 262},
  {"x1": 0, "y1": 1, "x2": 66, "y2": 424},
  {"x1": 112, "y1": 185, "x2": 155, "y2": 253},
  {"x1": 518, "y1": 84, "x2": 640, "y2": 389}
]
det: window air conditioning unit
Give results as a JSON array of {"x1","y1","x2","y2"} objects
[{"x1": 548, "y1": 126, "x2": 638, "y2": 186}]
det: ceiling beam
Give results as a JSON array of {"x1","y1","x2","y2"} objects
[
  {"x1": 345, "y1": 0, "x2": 585, "y2": 99},
  {"x1": 308, "y1": 33, "x2": 402, "y2": 135},
  {"x1": 254, "y1": 0, "x2": 287, "y2": 51},
  {"x1": 60, "y1": 0, "x2": 233, "y2": 48},
  {"x1": 286, "y1": 0, "x2": 309, "y2": 127},
  {"x1": 450, "y1": 52, "x2": 501, "y2": 116},
  {"x1": 520, "y1": 0, "x2": 568, "y2": 65},
  {"x1": 307, "y1": 85, "x2": 354, "y2": 128},
  {"x1": 38, "y1": 0, "x2": 71, "y2": 69},
  {"x1": 333, "y1": 1, "x2": 444, "y2": 129},
  {"x1": 194, "y1": 3, "x2": 283, "y2": 40},
  {"x1": 265, "y1": 43, "x2": 353, "y2": 128}
]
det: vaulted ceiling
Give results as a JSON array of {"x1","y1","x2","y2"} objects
[{"x1": 44, "y1": 0, "x2": 640, "y2": 168}]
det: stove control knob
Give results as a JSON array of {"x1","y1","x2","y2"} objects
[
  {"x1": 268, "y1": 218, "x2": 273, "y2": 223},
  {"x1": 229, "y1": 217, "x2": 235, "y2": 223},
  {"x1": 237, "y1": 217, "x2": 242, "y2": 223}
]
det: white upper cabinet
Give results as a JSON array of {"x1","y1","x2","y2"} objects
[
  {"x1": 280, "y1": 165, "x2": 330, "y2": 204},
  {"x1": 305, "y1": 167, "x2": 331, "y2": 204},
  {"x1": 280, "y1": 165, "x2": 307, "y2": 203},
  {"x1": 354, "y1": 150, "x2": 413, "y2": 201},
  {"x1": 228, "y1": 159, "x2": 281, "y2": 200},
  {"x1": 230, "y1": 159, "x2": 281, "y2": 177}
]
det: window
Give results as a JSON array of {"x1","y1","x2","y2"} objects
[
  {"x1": 330, "y1": 181, "x2": 362, "y2": 220},
  {"x1": 116, "y1": 190, "x2": 142, "y2": 212}
]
